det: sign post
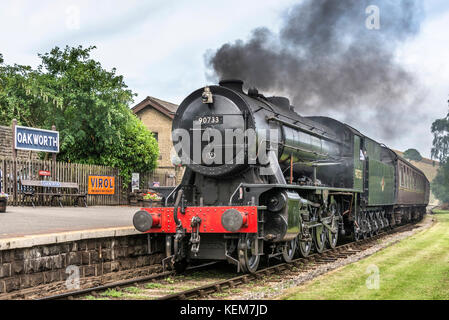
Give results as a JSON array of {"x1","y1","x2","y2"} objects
[
  {"x1": 52, "y1": 125, "x2": 57, "y2": 164},
  {"x1": 11, "y1": 119, "x2": 17, "y2": 204}
]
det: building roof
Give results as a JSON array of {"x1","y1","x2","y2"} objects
[{"x1": 132, "y1": 96, "x2": 179, "y2": 119}]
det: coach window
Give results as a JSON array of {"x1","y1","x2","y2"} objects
[
  {"x1": 406, "y1": 167, "x2": 410, "y2": 189},
  {"x1": 415, "y1": 173, "x2": 418, "y2": 190},
  {"x1": 408, "y1": 169, "x2": 411, "y2": 189},
  {"x1": 414, "y1": 173, "x2": 417, "y2": 190},
  {"x1": 408, "y1": 168, "x2": 411, "y2": 189},
  {"x1": 403, "y1": 166, "x2": 406, "y2": 188},
  {"x1": 401, "y1": 165, "x2": 405, "y2": 187}
]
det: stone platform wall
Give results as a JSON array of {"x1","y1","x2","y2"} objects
[{"x1": 0, "y1": 234, "x2": 164, "y2": 294}]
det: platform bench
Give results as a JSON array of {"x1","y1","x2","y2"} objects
[{"x1": 21, "y1": 180, "x2": 87, "y2": 208}]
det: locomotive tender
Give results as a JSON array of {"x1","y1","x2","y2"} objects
[{"x1": 133, "y1": 80, "x2": 430, "y2": 273}]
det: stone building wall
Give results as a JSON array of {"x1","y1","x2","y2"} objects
[
  {"x1": 136, "y1": 109, "x2": 184, "y2": 185},
  {"x1": 137, "y1": 108, "x2": 174, "y2": 168},
  {"x1": 0, "y1": 125, "x2": 39, "y2": 160}
]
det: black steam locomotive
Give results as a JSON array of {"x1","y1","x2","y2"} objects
[{"x1": 133, "y1": 80, "x2": 429, "y2": 273}]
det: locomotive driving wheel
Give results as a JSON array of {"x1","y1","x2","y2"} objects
[
  {"x1": 372, "y1": 219, "x2": 379, "y2": 235},
  {"x1": 354, "y1": 224, "x2": 361, "y2": 241},
  {"x1": 326, "y1": 204, "x2": 339, "y2": 249},
  {"x1": 327, "y1": 219, "x2": 339, "y2": 249},
  {"x1": 313, "y1": 225, "x2": 326, "y2": 253},
  {"x1": 238, "y1": 234, "x2": 260, "y2": 273},
  {"x1": 298, "y1": 239, "x2": 312, "y2": 257},
  {"x1": 282, "y1": 238, "x2": 298, "y2": 262}
]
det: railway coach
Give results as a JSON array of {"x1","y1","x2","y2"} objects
[{"x1": 133, "y1": 80, "x2": 429, "y2": 273}]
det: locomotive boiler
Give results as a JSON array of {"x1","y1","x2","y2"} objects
[{"x1": 133, "y1": 79, "x2": 430, "y2": 273}]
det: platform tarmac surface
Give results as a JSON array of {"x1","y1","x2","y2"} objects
[{"x1": 0, "y1": 206, "x2": 137, "y2": 240}]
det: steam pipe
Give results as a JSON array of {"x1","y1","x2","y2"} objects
[
  {"x1": 173, "y1": 189, "x2": 184, "y2": 228},
  {"x1": 172, "y1": 189, "x2": 185, "y2": 263}
]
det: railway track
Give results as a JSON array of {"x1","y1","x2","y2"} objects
[{"x1": 37, "y1": 221, "x2": 421, "y2": 301}]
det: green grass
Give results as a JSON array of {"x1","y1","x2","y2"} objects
[
  {"x1": 145, "y1": 283, "x2": 164, "y2": 289},
  {"x1": 124, "y1": 286, "x2": 143, "y2": 294},
  {"x1": 164, "y1": 277, "x2": 175, "y2": 284},
  {"x1": 100, "y1": 289, "x2": 125, "y2": 298},
  {"x1": 282, "y1": 212, "x2": 449, "y2": 300}
]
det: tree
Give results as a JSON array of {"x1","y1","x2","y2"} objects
[
  {"x1": 0, "y1": 46, "x2": 158, "y2": 184},
  {"x1": 431, "y1": 100, "x2": 449, "y2": 203},
  {"x1": 431, "y1": 163, "x2": 449, "y2": 203},
  {"x1": 403, "y1": 148, "x2": 422, "y2": 162}
]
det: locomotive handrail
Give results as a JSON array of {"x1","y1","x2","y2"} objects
[
  {"x1": 165, "y1": 184, "x2": 181, "y2": 207},
  {"x1": 266, "y1": 116, "x2": 342, "y2": 145},
  {"x1": 255, "y1": 97, "x2": 331, "y2": 137},
  {"x1": 229, "y1": 183, "x2": 244, "y2": 205},
  {"x1": 279, "y1": 142, "x2": 330, "y2": 158},
  {"x1": 239, "y1": 183, "x2": 360, "y2": 193}
]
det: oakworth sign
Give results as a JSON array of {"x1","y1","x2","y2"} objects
[{"x1": 14, "y1": 125, "x2": 59, "y2": 153}]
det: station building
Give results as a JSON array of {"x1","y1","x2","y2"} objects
[{"x1": 132, "y1": 96, "x2": 184, "y2": 185}]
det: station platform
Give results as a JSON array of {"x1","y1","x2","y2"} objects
[{"x1": 0, "y1": 206, "x2": 140, "y2": 250}]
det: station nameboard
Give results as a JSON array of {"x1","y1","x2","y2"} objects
[
  {"x1": 88, "y1": 176, "x2": 115, "y2": 195},
  {"x1": 15, "y1": 125, "x2": 59, "y2": 153}
]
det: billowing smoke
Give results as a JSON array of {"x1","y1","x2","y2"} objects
[{"x1": 206, "y1": 0, "x2": 425, "y2": 139}]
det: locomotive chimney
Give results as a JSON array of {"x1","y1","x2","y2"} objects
[{"x1": 219, "y1": 79, "x2": 244, "y2": 92}]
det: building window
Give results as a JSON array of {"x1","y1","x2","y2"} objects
[{"x1": 152, "y1": 132, "x2": 158, "y2": 142}]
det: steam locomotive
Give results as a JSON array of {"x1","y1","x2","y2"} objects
[{"x1": 133, "y1": 80, "x2": 429, "y2": 273}]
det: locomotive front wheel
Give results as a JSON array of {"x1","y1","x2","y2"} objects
[
  {"x1": 282, "y1": 238, "x2": 298, "y2": 262},
  {"x1": 298, "y1": 240, "x2": 312, "y2": 257},
  {"x1": 238, "y1": 234, "x2": 260, "y2": 273},
  {"x1": 313, "y1": 225, "x2": 326, "y2": 253}
]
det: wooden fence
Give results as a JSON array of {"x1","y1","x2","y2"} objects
[
  {"x1": 140, "y1": 171, "x2": 176, "y2": 189},
  {"x1": 0, "y1": 157, "x2": 127, "y2": 206}
]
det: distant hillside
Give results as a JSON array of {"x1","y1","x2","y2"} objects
[{"x1": 393, "y1": 149, "x2": 440, "y2": 206}]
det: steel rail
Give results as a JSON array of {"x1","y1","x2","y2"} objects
[{"x1": 37, "y1": 262, "x2": 217, "y2": 301}]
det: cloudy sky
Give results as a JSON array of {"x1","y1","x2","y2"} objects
[{"x1": 1, "y1": 0, "x2": 448, "y2": 158}]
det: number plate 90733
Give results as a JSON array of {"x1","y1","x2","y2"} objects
[{"x1": 195, "y1": 115, "x2": 223, "y2": 125}]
